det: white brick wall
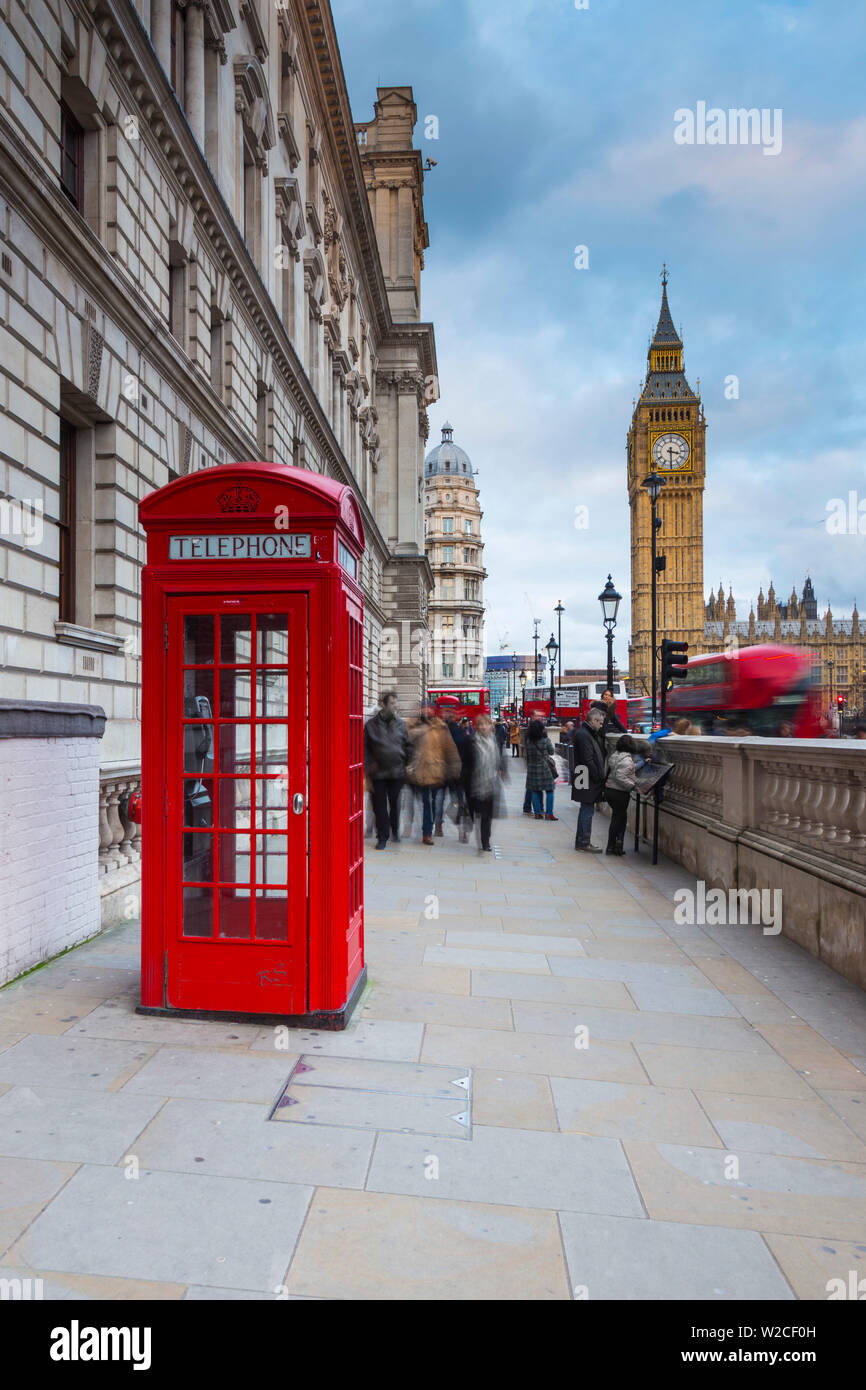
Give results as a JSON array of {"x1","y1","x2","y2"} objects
[{"x1": 0, "y1": 736, "x2": 101, "y2": 985}]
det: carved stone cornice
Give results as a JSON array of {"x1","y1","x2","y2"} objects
[
  {"x1": 239, "y1": 0, "x2": 268, "y2": 63},
  {"x1": 233, "y1": 54, "x2": 276, "y2": 172},
  {"x1": 274, "y1": 174, "x2": 305, "y2": 259}
]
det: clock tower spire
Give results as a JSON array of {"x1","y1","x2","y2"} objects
[{"x1": 627, "y1": 269, "x2": 707, "y2": 698}]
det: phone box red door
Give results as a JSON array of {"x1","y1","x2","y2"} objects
[{"x1": 138, "y1": 463, "x2": 366, "y2": 1030}]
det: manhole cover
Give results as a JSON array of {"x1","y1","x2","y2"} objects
[{"x1": 269, "y1": 1056, "x2": 472, "y2": 1138}]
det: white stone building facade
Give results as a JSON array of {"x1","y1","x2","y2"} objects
[
  {"x1": 423, "y1": 423, "x2": 485, "y2": 686},
  {"x1": 0, "y1": 0, "x2": 437, "y2": 977}
]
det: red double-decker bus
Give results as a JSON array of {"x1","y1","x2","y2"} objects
[
  {"x1": 523, "y1": 679, "x2": 628, "y2": 727},
  {"x1": 665, "y1": 645, "x2": 822, "y2": 736},
  {"x1": 427, "y1": 686, "x2": 491, "y2": 724}
]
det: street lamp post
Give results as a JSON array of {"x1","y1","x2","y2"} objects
[
  {"x1": 511, "y1": 651, "x2": 517, "y2": 705},
  {"x1": 642, "y1": 473, "x2": 665, "y2": 726},
  {"x1": 554, "y1": 600, "x2": 564, "y2": 690},
  {"x1": 519, "y1": 668, "x2": 527, "y2": 717},
  {"x1": 532, "y1": 619, "x2": 540, "y2": 687},
  {"x1": 598, "y1": 575, "x2": 622, "y2": 693},
  {"x1": 545, "y1": 633, "x2": 559, "y2": 723}
]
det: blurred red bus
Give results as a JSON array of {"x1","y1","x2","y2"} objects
[
  {"x1": 665, "y1": 645, "x2": 822, "y2": 737},
  {"x1": 523, "y1": 679, "x2": 628, "y2": 727},
  {"x1": 428, "y1": 687, "x2": 491, "y2": 724}
]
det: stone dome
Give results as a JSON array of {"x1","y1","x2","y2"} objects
[{"x1": 424, "y1": 422, "x2": 474, "y2": 479}]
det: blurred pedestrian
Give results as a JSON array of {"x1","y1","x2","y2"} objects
[
  {"x1": 406, "y1": 707, "x2": 461, "y2": 845},
  {"x1": 363, "y1": 691, "x2": 409, "y2": 850},
  {"x1": 461, "y1": 713, "x2": 506, "y2": 851},
  {"x1": 509, "y1": 721, "x2": 521, "y2": 757}
]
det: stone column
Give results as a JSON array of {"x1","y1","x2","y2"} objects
[
  {"x1": 185, "y1": 1, "x2": 206, "y2": 148},
  {"x1": 151, "y1": 0, "x2": 172, "y2": 75}
]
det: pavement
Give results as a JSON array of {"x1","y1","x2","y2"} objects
[{"x1": 1, "y1": 772, "x2": 866, "y2": 1300}]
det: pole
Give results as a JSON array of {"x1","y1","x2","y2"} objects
[
  {"x1": 606, "y1": 625, "x2": 614, "y2": 691},
  {"x1": 533, "y1": 621, "x2": 539, "y2": 686},
  {"x1": 556, "y1": 602, "x2": 563, "y2": 690},
  {"x1": 650, "y1": 500, "x2": 658, "y2": 726},
  {"x1": 549, "y1": 658, "x2": 555, "y2": 720}
]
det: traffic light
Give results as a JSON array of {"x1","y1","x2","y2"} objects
[
  {"x1": 661, "y1": 639, "x2": 689, "y2": 684},
  {"x1": 836, "y1": 695, "x2": 846, "y2": 707}
]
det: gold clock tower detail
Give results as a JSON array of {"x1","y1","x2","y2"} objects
[{"x1": 627, "y1": 269, "x2": 706, "y2": 695}]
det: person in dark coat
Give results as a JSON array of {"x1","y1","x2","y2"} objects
[
  {"x1": 524, "y1": 718, "x2": 558, "y2": 820},
  {"x1": 592, "y1": 690, "x2": 626, "y2": 736},
  {"x1": 460, "y1": 714, "x2": 505, "y2": 851},
  {"x1": 363, "y1": 691, "x2": 409, "y2": 849},
  {"x1": 571, "y1": 706, "x2": 607, "y2": 850}
]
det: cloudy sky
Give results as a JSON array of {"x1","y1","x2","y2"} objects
[{"x1": 332, "y1": 0, "x2": 866, "y2": 668}]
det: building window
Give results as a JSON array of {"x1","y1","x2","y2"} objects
[
  {"x1": 168, "y1": 253, "x2": 187, "y2": 346},
  {"x1": 442, "y1": 663, "x2": 454, "y2": 678},
  {"x1": 58, "y1": 421, "x2": 76, "y2": 622},
  {"x1": 60, "y1": 102, "x2": 83, "y2": 209},
  {"x1": 442, "y1": 545, "x2": 453, "y2": 563},
  {"x1": 257, "y1": 379, "x2": 273, "y2": 457},
  {"x1": 442, "y1": 517, "x2": 454, "y2": 533},
  {"x1": 464, "y1": 519, "x2": 472, "y2": 534},
  {"x1": 463, "y1": 548, "x2": 470, "y2": 564},
  {"x1": 210, "y1": 305, "x2": 225, "y2": 397}
]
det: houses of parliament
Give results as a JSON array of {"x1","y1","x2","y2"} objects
[{"x1": 628, "y1": 273, "x2": 864, "y2": 714}]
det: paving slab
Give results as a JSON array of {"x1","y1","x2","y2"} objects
[
  {"x1": 636, "y1": 1043, "x2": 816, "y2": 1100},
  {"x1": 16, "y1": 1164, "x2": 313, "y2": 1291},
  {"x1": 361, "y1": 985, "x2": 512, "y2": 1031},
  {"x1": 510, "y1": 1001, "x2": 772, "y2": 1054},
  {"x1": 0, "y1": 994, "x2": 107, "y2": 1035},
  {"x1": 63, "y1": 1000, "x2": 257, "y2": 1048},
  {"x1": 550, "y1": 1077, "x2": 720, "y2": 1145},
  {"x1": 471, "y1": 1070, "x2": 557, "y2": 1131},
  {"x1": 559, "y1": 1212, "x2": 794, "y2": 1300},
  {"x1": 422, "y1": 1024, "x2": 646, "y2": 1083},
  {"x1": 470, "y1": 969, "x2": 635, "y2": 1010},
  {"x1": 123, "y1": 1048, "x2": 295, "y2": 1103},
  {"x1": 623, "y1": 982, "x2": 741, "y2": 1017},
  {"x1": 133, "y1": 1098, "x2": 373, "y2": 1186},
  {"x1": 444, "y1": 930, "x2": 586, "y2": 957},
  {"x1": 816, "y1": 1091, "x2": 866, "y2": 1142},
  {"x1": 425, "y1": 946, "x2": 550, "y2": 973},
  {"x1": 366, "y1": 962, "x2": 471, "y2": 995},
  {"x1": 753, "y1": 1023, "x2": 866, "y2": 1092},
  {"x1": 762, "y1": 1232, "x2": 866, "y2": 1300},
  {"x1": 624, "y1": 1140, "x2": 866, "y2": 1239},
  {"x1": 248, "y1": 1019, "x2": 423, "y2": 1062},
  {"x1": 0, "y1": 1086, "x2": 163, "y2": 1164},
  {"x1": 0, "y1": 1265, "x2": 185, "y2": 1300},
  {"x1": 548, "y1": 957, "x2": 713, "y2": 989},
  {"x1": 696, "y1": 1091, "x2": 866, "y2": 1162},
  {"x1": 0, "y1": 1035, "x2": 155, "y2": 1093},
  {"x1": 366, "y1": 1123, "x2": 644, "y2": 1215},
  {"x1": 0, "y1": 1155, "x2": 78, "y2": 1257},
  {"x1": 284, "y1": 1188, "x2": 570, "y2": 1300}
]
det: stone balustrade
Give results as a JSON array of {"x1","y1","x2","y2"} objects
[
  {"x1": 629, "y1": 736, "x2": 866, "y2": 988},
  {"x1": 98, "y1": 764, "x2": 142, "y2": 925}
]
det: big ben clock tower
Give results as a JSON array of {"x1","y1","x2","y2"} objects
[{"x1": 627, "y1": 268, "x2": 706, "y2": 696}]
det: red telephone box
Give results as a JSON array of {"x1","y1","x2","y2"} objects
[{"x1": 137, "y1": 462, "x2": 366, "y2": 1029}]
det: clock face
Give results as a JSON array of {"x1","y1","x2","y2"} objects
[{"x1": 652, "y1": 432, "x2": 690, "y2": 469}]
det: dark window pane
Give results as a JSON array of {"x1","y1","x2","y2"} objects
[
  {"x1": 183, "y1": 670, "x2": 214, "y2": 716},
  {"x1": 182, "y1": 833, "x2": 213, "y2": 883},
  {"x1": 182, "y1": 778, "x2": 213, "y2": 828},
  {"x1": 183, "y1": 723, "x2": 213, "y2": 774},
  {"x1": 183, "y1": 615, "x2": 214, "y2": 664},
  {"x1": 219, "y1": 722, "x2": 251, "y2": 773},
  {"x1": 256, "y1": 670, "x2": 288, "y2": 718},
  {"x1": 183, "y1": 884, "x2": 213, "y2": 937}
]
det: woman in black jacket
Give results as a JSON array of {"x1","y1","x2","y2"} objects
[{"x1": 571, "y1": 707, "x2": 606, "y2": 850}]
